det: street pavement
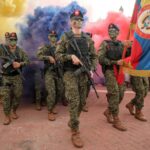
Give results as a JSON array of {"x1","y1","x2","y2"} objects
[{"x1": 0, "y1": 86, "x2": 150, "y2": 150}]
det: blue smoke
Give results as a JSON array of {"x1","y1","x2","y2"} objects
[
  {"x1": 17, "y1": 1, "x2": 87, "y2": 55},
  {"x1": 17, "y1": 1, "x2": 87, "y2": 98}
]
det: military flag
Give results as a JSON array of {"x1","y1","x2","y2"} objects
[{"x1": 123, "y1": 0, "x2": 150, "y2": 77}]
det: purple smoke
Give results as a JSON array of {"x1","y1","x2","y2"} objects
[
  {"x1": 18, "y1": 1, "x2": 87, "y2": 55},
  {"x1": 17, "y1": 2, "x2": 88, "y2": 98}
]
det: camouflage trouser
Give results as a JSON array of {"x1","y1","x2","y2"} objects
[
  {"x1": 130, "y1": 76, "x2": 149, "y2": 109},
  {"x1": 0, "y1": 75, "x2": 23, "y2": 116},
  {"x1": 45, "y1": 71, "x2": 64, "y2": 112},
  {"x1": 105, "y1": 70, "x2": 126, "y2": 115},
  {"x1": 34, "y1": 69, "x2": 42, "y2": 105},
  {"x1": 63, "y1": 71, "x2": 88, "y2": 130}
]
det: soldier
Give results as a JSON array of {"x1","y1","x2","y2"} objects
[
  {"x1": 126, "y1": 77, "x2": 149, "y2": 121},
  {"x1": 98, "y1": 23, "x2": 127, "y2": 131},
  {"x1": 55, "y1": 10, "x2": 97, "y2": 148},
  {"x1": 0, "y1": 32, "x2": 29, "y2": 125},
  {"x1": 37, "y1": 30, "x2": 64, "y2": 121}
]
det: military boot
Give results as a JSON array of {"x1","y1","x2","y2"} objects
[
  {"x1": 71, "y1": 130, "x2": 84, "y2": 148},
  {"x1": 3, "y1": 115, "x2": 11, "y2": 125},
  {"x1": 103, "y1": 108, "x2": 114, "y2": 123},
  {"x1": 36, "y1": 103, "x2": 41, "y2": 111},
  {"x1": 126, "y1": 102, "x2": 134, "y2": 115},
  {"x1": 12, "y1": 111, "x2": 19, "y2": 119},
  {"x1": 135, "y1": 109, "x2": 147, "y2": 122},
  {"x1": 113, "y1": 115, "x2": 127, "y2": 131},
  {"x1": 48, "y1": 112, "x2": 56, "y2": 121}
]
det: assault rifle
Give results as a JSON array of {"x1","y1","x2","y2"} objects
[
  {"x1": 48, "y1": 47, "x2": 63, "y2": 78},
  {"x1": 70, "y1": 39, "x2": 99, "y2": 99},
  {"x1": 0, "y1": 45, "x2": 25, "y2": 80}
]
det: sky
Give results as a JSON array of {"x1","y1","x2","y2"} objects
[
  {"x1": 27, "y1": 0, "x2": 136, "y2": 21},
  {"x1": 0, "y1": 0, "x2": 136, "y2": 41}
]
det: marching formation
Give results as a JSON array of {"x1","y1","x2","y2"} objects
[{"x1": 0, "y1": 10, "x2": 149, "y2": 148}]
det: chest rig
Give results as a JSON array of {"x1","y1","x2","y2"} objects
[
  {"x1": 64, "y1": 31, "x2": 90, "y2": 71},
  {"x1": 44, "y1": 45, "x2": 56, "y2": 72},
  {"x1": 105, "y1": 40, "x2": 123, "y2": 61}
]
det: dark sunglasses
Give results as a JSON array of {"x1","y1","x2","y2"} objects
[{"x1": 9, "y1": 39, "x2": 17, "y2": 41}]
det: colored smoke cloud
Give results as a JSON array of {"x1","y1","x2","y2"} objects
[
  {"x1": 18, "y1": 1, "x2": 87, "y2": 57},
  {"x1": 17, "y1": 1, "x2": 87, "y2": 97},
  {"x1": 0, "y1": 0, "x2": 27, "y2": 41},
  {"x1": 85, "y1": 11, "x2": 131, "y2": 50},
  {"x1": 0, "y1": 0, "x2": 27, "y2": 17}
]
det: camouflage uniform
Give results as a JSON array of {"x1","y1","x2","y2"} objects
[
  {"x1": 0, "y1": 32, "x2": 10, "y2": 104},
  {"x1": 37, "y1": 44, "x2": 64, "y2": 113},
  {"x1": 130, "y1": 76, "x2": 149, "y2": 109},
  {"x1": 98, "y1": 40, "x2": 125, "y2": 115},
  {"x1": 55, "y1": 31, "x2": 97, "y2": 131},
  {"x1": 98, "y1": 23, "x2": 129, "y2": 131},
  {"x1": 0, "y1": 45, "x2": 29, "y2": 116}
]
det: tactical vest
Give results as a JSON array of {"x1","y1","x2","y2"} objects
[
  {"x1": 2, "y1": 46, "x2": 22, "y2": 76},
  {"x1": 105, "y1": 40, "x2": 123, "y2": 61},
  {"x1": 64, "y1": 31, "x2": 90, "y2": 71},
  {"x1": 101, "y1": 40, "x2": 123, "y2": 73},
  {"x1": 43, "y1": 45, "x2": 56, "y2": 72}
]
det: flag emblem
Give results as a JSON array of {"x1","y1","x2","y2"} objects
[{"x1": 137, "y1": 4, "x2": 150, "y2": 39}]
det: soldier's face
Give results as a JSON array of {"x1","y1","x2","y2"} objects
[
  {"x1": 9, "y1": 38, "x2": 17, "y2": 46},
  {"x1": 108, "y1": 28, "x2": 119, "y2": 39},
  {"x1": 71, "y1": 18, "x2": 83, "y2": 29},
  {"x1": 48, "y1": 35, "x2": 57, "y2": 43}
]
